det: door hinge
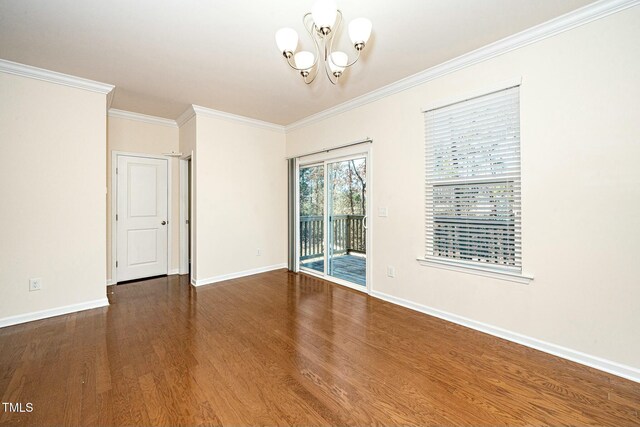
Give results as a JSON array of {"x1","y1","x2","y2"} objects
[
  {"x1": 116, "y1": 167, "x2": 118, "y2": 174},
  {"x1": 116, "y1": 214, "x2": 118, "y2": 221},
  {"x1": 116, "y1": 261, "x2": 118, "y2": 268},
  {"x1": 186, "y1": 219, "x2": 189, "y2": 225}
]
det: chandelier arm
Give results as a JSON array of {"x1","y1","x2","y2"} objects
[
  {"x1": 280, "y1": 12, "x2": 321, "y2": 74},
  {"x1": 304, "y1": 66, "x2": 319, "y2": 84},
  {"x1": 303, "y1": 12, "x2": 314, "y2": 35},
  {"x1": 325, "y1": 10, "x2": 342, "y2": 61},
  {"x1": 297, "y1": 14, "x2": 320, "y2": 85},
  {"x1": 285, "y1": 56, "x2": 314, "y2": 72},
  {"x1": 324, "y1": 11, "x2": 361, "y2": 70},
  {"x1": 324, "y1": 64, "x2": 338, "y2": 85},
  {"x1": 320, "y1": 10, "x2": 342, "y2": 85},
  {"x1": 341, "y1": 49, "x2": 362, "y2": 68},
  {"x1": 306, "y1": 13, "x2": 322, "y2": 69},
  {"x1": 283, "y1": 39, "x2": 320, "y2": 72}
]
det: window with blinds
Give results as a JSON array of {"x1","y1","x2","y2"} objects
[{"x1": 424, "y1": 85, "x2": 521, "y2": 272}]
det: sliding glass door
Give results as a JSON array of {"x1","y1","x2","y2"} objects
[
  {"x1": 327, "y1": 158, "x2": 367, "y2": 286},
  {"x1": 298, "y1": 154, "x2": 368, "y2": 290}
]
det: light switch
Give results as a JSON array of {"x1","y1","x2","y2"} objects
[{"x1": 387, "y1": 266, "x2": 396, "y2": 278}]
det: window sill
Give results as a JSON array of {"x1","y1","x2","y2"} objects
[{"x1": 416, "y1": 257, "x2": 533, "y2": 284}]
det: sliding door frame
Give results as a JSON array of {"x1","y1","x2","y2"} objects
[{"x1": 295, "y1": 145, "x2": 372, "y2": 294}]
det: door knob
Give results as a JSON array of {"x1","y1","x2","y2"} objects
[{"x1": 161, "y1": 220, "x2": 167, "y2": 225}]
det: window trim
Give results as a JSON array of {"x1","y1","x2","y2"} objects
[
  {"x1": 417, "y1": 257, "x2": 533, "y2": 284},
  {"x1": 421, "y1": 77, "x2": 522, "y2": 113}
]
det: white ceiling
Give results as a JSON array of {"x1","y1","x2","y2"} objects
[{"x1": 0, "y1": 0, "x2": 595, "y2": 125}]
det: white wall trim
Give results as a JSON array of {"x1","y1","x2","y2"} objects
[
  {"x1": 176, "y1": 106, "x2": 196, "y2": 127},
  {"x1": 106, "y1": 279, "x2": 114, "y2": 286},
  {"x1": 421, "y1": 77, "x2": 522, "y2": 113},
  {"x1": 168, "y1": 268, "x2": 180, "y2": 275},
  {"x1": 191, "y1": 105, "x2": 286, "y2": 133},
  {"x1": 417, "y1": 257, "x2": 533, "y2": 284},
  {"x1": 0, "y1": 58, "x2": 114, "y2": 95},
  {"x1": 284, "y1": 0, "x2": 640, "y2": 132},
  {"x1": 193, "y1": 263, "x2": 287, "y2": 287},
  {"x1": 108, "y1": 108, "x2": 178, "y2": 128},
  {"x1": 106, "y1": 89, "x2": 115, "y2": 110},
  {"x1": 0, "y1": 298, "x2": 109, "y2": 329},
  {"x1": 371, "y1": 290, "x2": 640, "y2": 383},
  {"x1": 176, "y1": 104, "x2": 285, "y2": 132}
]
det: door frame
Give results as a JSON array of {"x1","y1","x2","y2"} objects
[
  {"x1": 295, "y1": 145, "x2": 373, "y2": 294},
  {"x1": 111, "y1": 151, "x2": 172, "y2": 284},
  {"x1": 179, "y1": 154, "x2": 192, "y2": 275}
]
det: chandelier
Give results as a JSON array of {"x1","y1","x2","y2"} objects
[{"x1": 275, "y1": 0, "x2": 372, "y2": 85}]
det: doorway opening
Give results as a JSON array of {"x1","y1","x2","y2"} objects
[{"x1": 179, "y1": 156, "x2": 193, "y2": 277}]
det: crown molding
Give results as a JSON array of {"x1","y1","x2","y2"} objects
[
  {"x1": 176, "y1": 105, "x2": 197, "y2": 128},
  {"x1": 176, "y1": 104, "x2": 285, "y2": 132},
  {"x1": 285, "y1": 0, "x2": 639, "y2": 132},
  {"x1": 106, "y1": 89, "x2": 115, "y2": 110},
  {"x1": 191, "y1": 105, "x2": 285, "y2": 133},
  {"x1": 0, "y1": 58, "x2": 114, "y2": 95},
  {"x1": 108, "y1": 108, "x2": 178, "y2": 128}
]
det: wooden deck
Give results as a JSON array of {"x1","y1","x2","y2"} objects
[
  {"x1": 301, "y1": 254, "x2": 366, "y2": 286},
  {"x1": 0, "y1": 270, "x2": 638, "y2": 426}
]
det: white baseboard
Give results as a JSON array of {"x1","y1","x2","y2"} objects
[
  {"x1": 193, "y1": 263, "x2": 287, "y2": 287},
  {"x1": 0, "y1": 298, "x2": 110, "y2": 328},
  {"x1": 106, "y1": 279, "x2": 114, "y2": 286},
  {"x1": 370, "y1": 290, "x2": 640, "y2": 383}
]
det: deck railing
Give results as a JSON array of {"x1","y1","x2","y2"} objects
[{"x1": 300, "y1": 215, "x2": 365, "y2": 260}]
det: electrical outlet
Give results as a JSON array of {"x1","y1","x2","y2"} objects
[
  {"x1": 29, "y1": 278, "x2": 42, "y2": 291},
  {"x1": 256, "y1": 248, "x2": 261, "y2": 256},
  {"x1": 378, "y1": 207, "x2": 388, "y2": 217},
  {"x1": 387, "y1": 266, "x2": 396, "y2": 278}
]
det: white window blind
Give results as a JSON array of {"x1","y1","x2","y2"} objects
[{"x1": 424, "y1": 85, "x2": 521, "y2": 272}]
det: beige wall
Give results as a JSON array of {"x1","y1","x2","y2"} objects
[
  {"x1": 194, "y1": 116, "x2": 287, "y2": 282},
  {"x1": 286, "y1": 8, "x2": 640, "y2": 369},
  {"x1": 106, "y1": 116, "x2": 180, "y2": 281},
  {"x1": 0, "y1": 73, "x2": 107, "y2": 320}
]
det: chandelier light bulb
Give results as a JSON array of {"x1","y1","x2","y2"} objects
[
  {"x1": 311, "y1": 0, "x2": 338, "y2": 34},
  {"x1": 294, "y1": 51, "x2": 315, "y2": 75},
  {"x1": 329, "y1": 51, "x2": 348, "y2": 76},
  {"x1": 275, "y1": 28, "x2": 298, "y2": 57},
  {"x1": 348, "y1": 18, "x2": 372, "y2": 49}
]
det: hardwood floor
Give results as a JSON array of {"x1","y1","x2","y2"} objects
[
  {"x1": 301, "y1": 253, "x2": 367, "y2": 286},
  {"x1": 1, "y1": 270, "x2": 638, "y2": 426}
]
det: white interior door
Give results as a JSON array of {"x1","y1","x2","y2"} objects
[{"x1": 116, "y1": 155, "x2": 168, "y2": 282}]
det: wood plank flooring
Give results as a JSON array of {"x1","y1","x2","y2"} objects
[
  {"x1": 0, "y1": 269, "x2": 638, "y2": 426},
  {"x1": 301, "y1": 254, "x2": 367, "y2": 286}
]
